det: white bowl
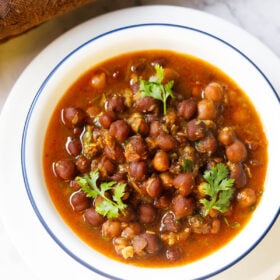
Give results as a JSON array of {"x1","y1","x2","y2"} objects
[{"x1": 21, "y1": 23, "x2": 280, "y2": 280}]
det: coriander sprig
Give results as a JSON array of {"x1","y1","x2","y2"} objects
[
  {"x1": 76, "y1": 169, "x2": 127, "y2": 219},
  {"x1": 199, "y1": 163, "x2": 235, "y2": 216},
  {"x1": 139, "y1": 64, "x2": 174, "y2": 115}
]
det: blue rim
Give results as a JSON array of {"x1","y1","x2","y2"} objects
[{"x1": 21, "y1": 23, "x2": 280, "y2": 280}]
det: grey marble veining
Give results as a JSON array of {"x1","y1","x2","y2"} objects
[{"x1": 142, "y1": 0, "x2": 280, "y2": 56}]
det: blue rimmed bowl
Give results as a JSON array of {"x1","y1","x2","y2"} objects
[{"x1": 21, "y1": 23, "x2": 280, "y2": 280}]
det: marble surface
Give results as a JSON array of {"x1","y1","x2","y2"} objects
[{"x1": 0, "y1": 0, "x2": 279, "y2": 279}]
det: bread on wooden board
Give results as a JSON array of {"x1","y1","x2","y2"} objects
[{"x1": 0, "y1": 0, "x2": 96, "y2": 41}]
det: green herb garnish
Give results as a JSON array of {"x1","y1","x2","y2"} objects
[
  {"x1": 76, "y1": 169, "x2": 127, "y2": 219},
  {"x1": 182, "y1": 158, "x2": 194, "y2": 173},
  {"x1": 199, "y1": 163, "x2": 235, "y2": 216},
  {"x1": 139, "y1": 64, "x2": 174, "y2": 115}
]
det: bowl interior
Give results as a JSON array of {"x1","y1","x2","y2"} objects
[{"x1": 22, "y1": 24, "x2": 280, "y2": 280}]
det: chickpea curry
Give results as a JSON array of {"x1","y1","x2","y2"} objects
[{"x1": 43, "y1": 50, "x2": 267, "y2": 267}]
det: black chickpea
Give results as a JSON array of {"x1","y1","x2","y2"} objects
[
  {"x1": 136, "y1": 96, "x2": 158, "y2": 113},
  {"x1": 69, "y1": 179, "x2": 81, "y2": 191},
  {"x1": 172, "y1": 195, "x2": 194, "y2": 219},
  {"x1": 204, "y1": 82, "x2": 224, "y2": 103},
  {"x1": 109, "y1": 120, "x2": 131, "y2": 142},
  {"x1": 61, "y1": 107, "x2": 86, "y2": 128},
  {"x1": 186, "y1": 119, "x2": 206, "y2": 141},
  {"x1": 173, "y1": 173, "x2": 194, "y2": 196},
  {"x1": 195, "y1": 133, "x2": 217, "y2": 154},
  {"x1": 144, "y1": 176, "x2": 163, "y2": 198},
  {"x1": 166, "y1": 247, "x2": 183, "y2": 262},
  {"x1": 160, "y1": 211, "x2": 181, "y2": 232},
  {"x1": 132, "y1": 233, "x2": 162, "y2": 255},
  {"x1": 101, "y1": 220, "x2": 122, "y2": 239},
  {"x1": 218, "y1": 127, "x2": 236, "y2": 146},
  {"x1": 99, "y1": 111, "x2": 116, "y2": 129},
  {"x1": 141, "y1": 233, "x2": 162, "y2": 254},
  {"x1": 84, "y1": 208, "x2": 105, "y2": 226},
  {"x1": 54, "y1": 159, "x2": 76, "y2": 180},
  {"x1": 66, "y1": 138, "x2": 82, "y2": 157},
  {"x1": 197, "y1": 99, "x2": 217, "y2": 120},
  {"x1": 149, "y1": 121, "x2": 162, "y2": 137},
  {"x1": 229, "y1": 162, "x2": 247, "y2": 188},
  {"x1": 104, "y1": 138, "x2": 125, "y2": 163},
  {"x1": 152, "y1": 150, "x2": 170, "y2": 172},
  {"x1": 237, "y1": 187, "x2": 257, "y2": 208},
  {"x1": 129, "y1": 161, "x2": 147, "y2": 181},
  {"x1": 128, "y1": 113, "x2": 149, "y2": 135},
  {"x1": 138, "y1": 203, "x2": 157, "y2": 224},
  {"x1": 124, "y1": 135, "x2": 148, "y2": 162},
  {"x1": 121, "y1": 223, "x2": 142, "y2": 239},
  {"x1": 75, "y1": 155, "x2": 91, "y2": 173},
  {"x1": 44, "y1": 50, "x2": 267, "y2": 266},
  {"x1": 156, "y1": 132, "x2": 177, "y2": 151},
  {"x1": 159, "y1": 172, "x2": 174, "y2": 188},
  {"x1": 107, "y1": 95, "x2": 126, "y2": 112},
  {"x1": 70, "y1": 190, "x2": 91, "y2": 212},
  {"x1": 90, "y1": 71, "x2": 106, "y2": 90},
  {"x1": 226, "y1": 140, "x2": 247, "y2": 163},
  {"x1": 99, "y1": 156, "x2": 117, "y2": 177},
  {"x1": 177, "y1": 99, "x2": 197, "y2": 120}
]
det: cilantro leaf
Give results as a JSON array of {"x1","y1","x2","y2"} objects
[
  {"x1": 76, "y1": 169, "x2": 127, "y2": 218},
  {"x1": 199, "y1": 163, "x2": 235, "y2": 216},
  {"x1": 97, "y1": 200, "x2": 119, "y2": 219},
  {"x1": 154, "y1": 63, "x2": 164, "y2": 83},
  {"x1": 76, "y1": 171, "x2": 99, "y2": 198},
  {"x1": 112, "y1": 183, "x2": 127, "y2": 210},
  {"x1": 99, "y1": 181, "x2": 116, "y2": 195},
  {"x1": 139, "y1": 64, "x2": 174, "y2": 115}
]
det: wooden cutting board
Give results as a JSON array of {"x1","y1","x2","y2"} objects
[{"x1": 0, "y1": 0, "x2": 96, "y2": 41}]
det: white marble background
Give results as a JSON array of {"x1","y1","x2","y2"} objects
[{"x1": 0, "y1": 0, "x2": 279, "y2": 279}]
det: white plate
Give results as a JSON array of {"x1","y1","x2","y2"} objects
[{"x1": 0, "y1": 5, "x2": 279, "y2": 280}]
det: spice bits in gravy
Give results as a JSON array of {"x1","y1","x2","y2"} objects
[{"x1": 43, "y1": 50, "x2": 267, "y2": 267}]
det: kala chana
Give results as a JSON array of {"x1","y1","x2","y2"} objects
[{"x1": 43, "y1": 50, "x2": 267, "y2": 267}]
